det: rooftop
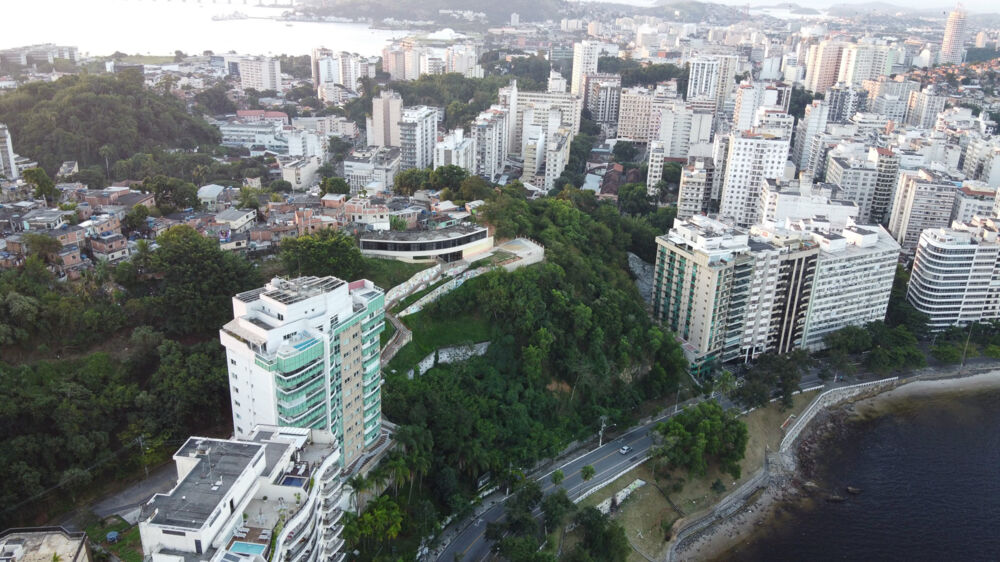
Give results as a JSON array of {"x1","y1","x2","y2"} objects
[
  {"x1": 148, "y1": 438, "x2": 271, "y2": 530},
  {"x1": 358, "y1": 223, "x2": 485, "y2": 242},
  {"x1": 258, "y1": 276, "x2": 346, "y2": 306},
  {"x1": 0, "y1": 528, "x2": 87, "y2": 562}
]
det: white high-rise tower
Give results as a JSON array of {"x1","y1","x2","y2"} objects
[{"x1": 940, "y1": 6, "x2": 967, "y2": 65}]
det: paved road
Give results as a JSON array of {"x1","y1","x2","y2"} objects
[{"x1": 436, "y1": 407, "x2": 691, "y2": 561}]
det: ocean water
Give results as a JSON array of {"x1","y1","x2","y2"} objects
[
  {"x1": 1, "y1": 0, "x2": 410, "y2": 57},
  {"x1": 727, "y1": 389, "x2": 1000, "y2": 560}
]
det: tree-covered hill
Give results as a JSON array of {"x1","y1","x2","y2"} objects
[{"x1": 0, "y1": 72, "x2": 219, "y2": 175}]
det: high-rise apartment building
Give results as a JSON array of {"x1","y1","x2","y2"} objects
[
  {"x1": 0, "y1": 123, "x2": 17, "y2": 180},
  {"x1": 940, "y1": 6, "x2": 967, "y2": 65},
  {"x1": 498, "y1": 81, "x2": 582, "y2": 156},
  {"x1": 583, "y1": 73, "x2": 622, "y2": 125},
  {"x1": 732, "y1": 82, "x2": 791, "y2": 131},
  {"x1": 399, "y1": 106, "x2": 437, "y2": 171},
  {"x1": 837, "y1": 43, "x2": 894, "y2": 86},
  {"x1": 656, "y1": 101, "x2": 713, "y2": 158},
  {"x1": 825, "y1": 83, "x2": 868, "y2": 123},
  {"x1": 908, "y1": 217, "x2": 1000, "y2": 330},
  {"x1": 677, "y1": 157, "x2": 715, "y2": 218},
  {"x1": 888, "y1": 168, "x2": 962, "y2": 253},
  {"x1": 804, "y1": 41, "x2": 845, "y2": 94},
  {"x1": 366, "y1": 90, "x2": 403, "y2": 148},
  {"x1": 238, "y1": 57, "x2": 282, "y2": 91},
  {"x1": 825, "y1": 155, "x2": 879, "y2": 222},
  {"x1": 647, "y1": 142, "x2": 665, "y2": 195},
  {"x1": 219, "y1": 276, "x2": 386, "y2": 467},
  {"x1": 905, "y1": 88, "x2": 947, "y2": 129},
  {"x1": 719, "y1": 129, "x2": 791, "y2": 227},
  {"x1": 686, "y1": 57, "x2": 720, "y2": 101},
  {"x1": 434, "y1": 128, "x2": 476, "y2": 174},
  {"x1": 570, "y1": 41, "x2": 602, "y2": 95},
  {"x1": 471, "y1": 106, "x2": 509, "y2": 181},
  {"x1": 791, "y1": 100, "x2": 829, "y2": 172},
  {"x1": 799, "y1": 224, "x2": 900, "y2": 349},
  {"x1": 951, "y1": 183, "x2": 997, "y2": 223},
  {"x1": 652, "y1": 216, "x2": 899, "y2": 373}
]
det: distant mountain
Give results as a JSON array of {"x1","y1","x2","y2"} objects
[{"x1": 826, "y1": 2, "x2": 953, "y2": 17}]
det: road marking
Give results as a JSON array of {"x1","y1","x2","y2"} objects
[{"x1": 461, "y1": 528, "x2": 486, "y2": 555}]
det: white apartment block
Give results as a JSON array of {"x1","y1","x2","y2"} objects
[
  {"x1": 583, "y1": 73, "x2": 622, "y2": 125},
  {"x1": 399, "y1": 105, "x2": 437, "y2": 171},
  {"x1": 904, "y1": 88, "x2": 947, "y2": 129},
  {"x1": 888, "y1": 168, "x2": 963, "y2": 254},
  {"x1": 732, "y1": 81, "x2": 791, "y2": 132},
  {"x1": 647, "y1": 142, "x2": 665, "y2": 195},
  {"x1": 962, "y1": 136, "x2": 1000, "y2": 187},
  {"x1": 837, "y1": 43, "x2": 894, "y2": 86},
  {"x1": 908, "y1": 217, "x2": 1000, "y2": 330},
  {"x1": 719, "y1": 130, "x2": 791, "y2": 228},
  {"x1": 471, "y1": 106, "x2": 509, "y2": 181},
  {"x1": 800, "y1": 225, "x2": 900, "y2": 349},
  {"x1": 366, "y1": 90, "x2": 403, "y2": 148},
  {"x1": 686, "y1": 57, "x2": 720, "y2": 101},
  {"x1": 940, "y1": 7, "x2": 967, "y2": 66},
  {"x1": 0, "y1": 123, "x2": 17, "y2": 180},
  {"x1": 343, "y1": 147, "x2": 401, "y2": 191},
  {"x1": 238, "y1": 57, "x2": 282, "y2": 92},
  {"x1": 498, "y1": 81, "x2": 582, "y2": 157},
  {"x1": 677, "y1": 157, "x2": 715, "y2": 219},
  {"x1": 570, "y1": 41, "x2": 602, "y2": 95},
  {"x1": 657, "y1": 101, "x2": 714, "y2": 158},
  {"x1": 617, "y1": 87, "x2": 654, "y2": 142},
  {"x1": 547, "y1": 70, "x2": 568, "y2": 94},
  {"x1": 759, "y1": 178, "x2": 859, "y2": 229},
  {"x1": 219, "y1": 276, "x2": 386, "y2": 466},
  {"x1": 139, "y1": 427, "x2": 348, "y2": 562},
  {"x1": 951, "y1": 183, "x2": 997, "y2": 223},
  {"x1": 825, "y1": 155, "x2": 879, "y2": 223},
  {"x1": 434, "y1": 128, "x2": 476, "y2": 174},
  {"x1": 791, "y1": 100, "x2": 828, "y2": 171},
  {"x1": 291, "y1": 116, "x2": 360, "y2": 139}
]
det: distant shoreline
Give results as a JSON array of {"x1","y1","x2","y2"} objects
[{"x1": 672, "y1": 369, "x2": 1000, "y2": 561}]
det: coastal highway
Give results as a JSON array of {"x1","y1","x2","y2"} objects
[{"x1": 435, "y1": 409, "x2": 687, "y2": 561}]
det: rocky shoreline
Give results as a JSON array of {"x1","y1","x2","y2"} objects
[{"x1": 674, "y1": 371, "x2": 1000, "y2": 561}]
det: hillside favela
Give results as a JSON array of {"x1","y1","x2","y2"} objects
[{"x1": 2, "y1": 0, "x2": 1000, "y2": 560}]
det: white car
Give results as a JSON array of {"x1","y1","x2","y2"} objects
[{"x1": 619, "y1": 445, "x2": 632, "y2": 455}]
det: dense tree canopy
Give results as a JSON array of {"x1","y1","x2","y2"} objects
[
  {"x1": 654, "y1": 400, "x2": 748, "y2": 479},
  {"x1": 280, "y1": 229, "x2": 364, "y2": 280},
  {"x1": 0, "y1": 73, "x2": 219, "y2": 174}
]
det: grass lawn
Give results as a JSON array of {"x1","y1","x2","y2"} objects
[
  {"x1": 468, "y1": 250, "x2": 516, "y2": 269},
  {"x1": 362, "y1": 258, "x2": 432, "y2": 292},
  {"x1": 568, "y1": 390, "x2": 820, "y2": 562},
  {"x1": 86, "y1": 515, "x2": 143, "y2": 562},
  {"x1": 385, "y1": 310, "x2": 492, "y2": 375},
  {"x1": 380, "y1": 316, "x2": 397, "y2": 348}
]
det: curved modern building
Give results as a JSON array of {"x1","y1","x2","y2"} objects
[
  {"x1": 908, "y1": 217, "x2": 1000, "y2": 330},
  {"x1": 359, "y1": 224, "x2": 492, "y2": 263}
]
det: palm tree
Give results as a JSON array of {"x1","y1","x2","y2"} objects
[
  {"x1": 347, "y1": 474, "x2": 369, "y2": 515},
  {"x1": 407, "y1": 451, "x2": 431, "y2": 501},
  {"x1": 98, "y1": 144, "x2": 115, "y2": 176},
  {"x1": 386, "y1": 455, "x2": 410, "y2": 497},
  {"x1": 369, "y1": 466, "x2": 389, "y2": 497}
]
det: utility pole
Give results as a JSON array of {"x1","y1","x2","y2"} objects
[
  {"x1": 598, "y1": 416, "x2": 608, "y2": 448},
  {"x1": 961, "y1": 322, "x2": 975, "y2": 371},
  {"x1": 137, "y1": 435, "x2": 149, "y2": 479}
]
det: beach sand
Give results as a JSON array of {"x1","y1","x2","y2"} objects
[{"x1": 672, "y1": 370, "x2": 1000, "y2": 561}]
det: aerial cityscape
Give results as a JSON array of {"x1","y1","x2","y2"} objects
[{"x1": 2, "y1": 0, "x2": 1000, "y2": 561}]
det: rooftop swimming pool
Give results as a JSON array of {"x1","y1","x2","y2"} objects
[{"x1": 230, "y1": 542, "x2": 266, "y2": 556}]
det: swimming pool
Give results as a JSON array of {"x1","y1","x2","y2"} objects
[
  {"x1": 280, "y1": 475, "x2": 307, "y2": 487},
  {"x1": 230, "y1": 542, "x2": 266, "y2": 556}
]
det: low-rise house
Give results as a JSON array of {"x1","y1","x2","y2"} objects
[
  {"x1": 198, "y1": 183, "x2": 227, "y2": 211},
  {"x1": 91, "y1": 232, "x2": 129, "y2": 262},
  {"x1": 215, "y1": 208, "x2": 258, "y2": 234}
]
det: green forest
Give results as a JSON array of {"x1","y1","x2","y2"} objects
[{"x1": 0, "y1": 73, "x2": 219, "y2": 175}]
